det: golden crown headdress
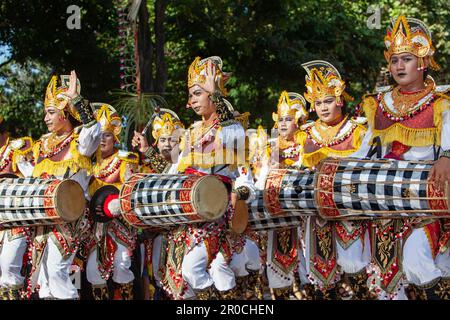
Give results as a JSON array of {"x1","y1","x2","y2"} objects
[
  {"x1": 92, "y1": 103, "x2": 122, "y2": 142},
  {"x1": 384, "y1": 16, "x2": 440, "y2": 70},
  {"x1": 44, "y1": 75, "x2": 82, "y2": 121},
  {"x1": 151, "y1": 109, "x2": 184, "y2": 141},
  {"x1": 272, "y1": 91, "x2": 308, "y2": 128},
  {"x1": 187, "y1": 56, "x2": 231, "y2": 96},
  {"x1": 302, "y1": 60, "x2": 352, "y2": 111}
]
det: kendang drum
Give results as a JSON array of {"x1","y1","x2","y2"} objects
[
  {"x1": 315, "y1": 158, "x2": 450, "y2": 220},
  {"x1": 0, "y1": 176, "x2": 86, "y2": 229},
  {"x1": 248, "y1": 169, "x2": 317, "y2": 231},
  {"x1": 119, "y1": 173, "x2": 229, "y2": 228}
]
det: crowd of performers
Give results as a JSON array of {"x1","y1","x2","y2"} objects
[{"x1": 0, "y1": 15, "x2": 450, "y2": 300}]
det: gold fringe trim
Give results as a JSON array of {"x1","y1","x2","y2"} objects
[
  {"x1": 177, "y1": 149, "x2": 244, "y2": 173},
  {"x1": 32, "y1": 138, "x2": 92, "y2": 178},
  {"x1": 296, "y1": 124, "x2": 366, "y2": 168},
  {"x1": 11, "y1": 136, "x2": 33, "y2": 173},
  {"x1": 364, "y1": 95, "x2": 450, "y2": 147}
]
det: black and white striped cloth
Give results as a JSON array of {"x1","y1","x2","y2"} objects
[
  {"x1": 316, "y1": 158, "x2": 449, "y2": 219},
  {"x1": 249, "y1": 170, "x2": 317, "y2": 231},
  {"x1": 121, "y1": 174, "x2": 213, "y2": 228},
  {"x1": 0, "y1": 177, "x2": 63, "y2": 228}
]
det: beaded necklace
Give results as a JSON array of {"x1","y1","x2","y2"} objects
[
  {"x1": 94, "y1": 152, "x2": 122, "y2": 180},
  {"x1": 39, "y1": 132, "x2": 75, "y2": 159},
  {"x1": 306, "y1": 117, "x2": 357, "y2": 148},
  {"x1": 378, "y1": 92, "x2": 435, "y2": 122}
]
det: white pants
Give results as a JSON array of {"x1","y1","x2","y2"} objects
[
  {"x1": 403, "y1": 227, "x2": 442, "y2": 285},
  {"x1": 229, "y1": 239, "x2": 261, "y2": 277},
  {"x1": 151, "y1": 235, "x2": 163, "y2": 287},
  {"x1": 37, "y1": 237, "x2": 78, "y2": 299},
  {"x1": 209, "y1": 251, "x2": 236, "y2": 291},
  {"x1": 436, "y1": 249, "x2": 450, "y2": 278},
  {"x1": 86, "y1": 240, "x2": 134, "y2": 285},
  {"x1": 182, "y1": 242, "x2": 236, "y2": 292},
  {"x1": 297, "y1": 240, "x2": 310, "y2": 285},
  {"x1": 0, "y1": 235, "x2": 27, "y2": 288},
  {"x1": 336, "y1": 230, "x2": 371, "y2": 274}
]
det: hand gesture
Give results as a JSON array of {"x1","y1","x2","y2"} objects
[
  {"x1": 200, "y1": 59, "x2": 217, "y2": 94},
  {"x1": 132, "y1": 131, "x2": 150, "y2": 153},
  {"x1": 66, "y1": 70, "x2": 79, "y2": 99}
]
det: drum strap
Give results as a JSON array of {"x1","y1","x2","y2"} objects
[
  {"x1": 433, "y1": 145, "x2": 441, "y2": 161},
  {"x1": 365, "y1": 136, "x2": 382, "y2": 159}
]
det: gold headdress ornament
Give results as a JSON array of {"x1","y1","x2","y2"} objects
[
  {"x1": 151, "y1": 108, "x2": 185, "y2": 141},
  {"x1": 92, "y1": 103, "x2": 122, "y2": 142},
  {"x1": 302, "y1": 60, "x2": 353, "y2": 112},
  {"x1": 0, "y1": 115, "x2": 3, "y2": 125},
  {"x1": 187, "y1": 56, "x2": 231, "y2": 96},
  {"x1": 384, "y1": 15, "x2": 440, "y2": 71},
  {"x1": 272, "y1": 91, "x2": 308, "y2": 128},
  {"x1": 44, "y1": 75, "x2": 82, "y2": 121}
]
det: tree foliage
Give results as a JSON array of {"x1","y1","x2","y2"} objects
[{"x1": 0, "y1": 0, "x2": 449, "y2": 138}]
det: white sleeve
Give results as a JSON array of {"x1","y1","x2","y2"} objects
[
  {"x1": 349, "y1": 126, "x2": 373, "y2": 159},
  {"x1": 16, "y1": 160, "x2": 34, "y2": 178},
  {"x1": 255, "y1": 165, "x2": 269, "y2": 190},
  {"x1": 440, "y1": 109, "x2": 450, "y2": 151},
  {"x1": 234, "y1": 166, "x2": 256, "y2": 203},
  {"x1": 77, "y1": 122, "x2": 102, "y2": 157}
]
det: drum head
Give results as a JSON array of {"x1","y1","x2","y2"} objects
[
  {"x1": 90, "y1": 185, "x2": 120, "y2": 223},
  {"x1": 231, "y1": 199, "x2": 249, "y2": 234},
  {"x1": 192, "y1": 175, "x2": 228, "y2": 221},
  {"x1": 54, "y1": 180, "x2": 86, "y2": 222}
]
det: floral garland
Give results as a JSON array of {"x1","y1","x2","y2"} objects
[
  {"x1": 377, "y1": 92, "x2": 436, "y2": 122},
  {"x1": 280, "y1": 145, "x2": 301, "y2": 160}
]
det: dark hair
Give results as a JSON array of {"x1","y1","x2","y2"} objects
[
  {"x1": 423, "y1": 68, "x2": 429, "y2": 81},
  {"x1": 68, "y1": 114, "x2": 82, "y2": 128},
  {"x1": 0, "y1": 121, "x2": 6, "y2": 134}
]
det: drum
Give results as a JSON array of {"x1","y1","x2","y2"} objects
[
  {"x1": 119, "y1": 173, "x2": 229, "y2": 228},
  {"x1": 0, "y1": 177, "x2": 86, "y2": 229},
  {"x1": 248, "y1": 169, "x2": 317, "y2": 231},
  {"x1": 315, "y1": 158, "x2": 450, "y2": 220}
]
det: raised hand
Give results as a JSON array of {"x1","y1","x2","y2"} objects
[
  {"x1": 132, "y1": 131, "x2": 150, "y2": 153},
  {"x1": 65, "y1": 70, "x2": 79, "y2": 99},
  {"x1": 200, "y1": 59, "x2": 217, "y2": 94}
]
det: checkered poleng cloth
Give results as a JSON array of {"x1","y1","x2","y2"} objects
[
  {"x1": 319, "y1": 158, "x2": 448, "y2": 219},
  {"x1": 0, "y1": 177, "x2": 63, "y2": 228},
  {"x1": 127, "y1": 174, "x2": 205, "y2": 228},
  {"x1": 248, "y1": 170, "x2": 318, "y2": 231}
]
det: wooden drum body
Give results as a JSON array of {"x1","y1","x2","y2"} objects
[
  {"x1": 315, "y1": 158, "x2": 450, "y2": 220},
  {"x1": 0, "y1": 177, "x2": 85, "y2": 229},
  {"x1": 119, "y1": 173, "x2": 229, "y2": 228},
  {"x1": 248, "y1": 169, "x2": 317, "y2": 231}
]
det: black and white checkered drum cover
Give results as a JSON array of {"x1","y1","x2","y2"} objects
[
  {"x1": 0, "y1": 177, "x2": 86, "y2": 228},
  {"x1": 248, "y1": 169, "x2": 317, "y2": 231},
  {"x1": 119, "y1": 173, "x2": 229, "y2": 228},
  {"x1": 315, "y1": 158, "x2": 450, "y2": 220}
]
